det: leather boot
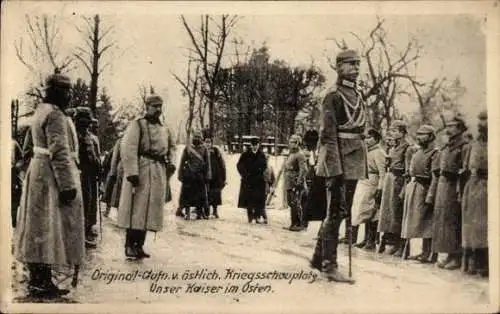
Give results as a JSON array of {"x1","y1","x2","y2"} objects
[
  {"x1": 437, "y1": 254, "x2": 451, "y2": 268},
  {"x1": 417, "y1": 238, "x2": 432, "y2": 263},
  {"x1": 461, "y1": 248, "x2": 472, "y2": 273},
  {"x1": 377, "y1": 234, "x2": 386, "y2": 254},
  {"x1": 125, "y1": 229, "x2": 139, "y2": 259},
  {"x1": 247, "y1": 208, "x2": 254, "y2": 223},
  {"x1": 28, "y1": 264, "x2": 69, "y2": 298},
  {"x1": 354, "y1": 224, "x2": 367, "y2": 248},
  {"x1": 476, "y1": 248, "x2": 489, "y2": 277},
  {"x1": 364, "y1": 222, "x2": 377, "y2": 251},
  {"x1": 444, "y1": 254, "x2": 461, "y2": 270},
  {"x1": 321, "y1": 260, "x2": 355, "y2": 284},
  {"x1": 135, "y1": 230, "x2": 150, "y2": 259},
  {"x1": 310, "y1": 237, "x2": 323, "y2": 271},
  {"x1": 213, "y1": 206, "x2": 219, "y2": 219},
  {"x1": 389, "y1": 238, "x2": 403, "y2": 256},
  {"x1": 175, "y1": 207, "x2": 184, "y2": 217},
  {"x1": 466, "y1": 250, "x2": 477, "y2": 275}
]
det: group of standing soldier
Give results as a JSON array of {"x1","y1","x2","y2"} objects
[{"x1": 10, "y1": 47, "x2": 488, "y2": 300}]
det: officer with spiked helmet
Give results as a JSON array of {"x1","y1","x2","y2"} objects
[
  {"x1": 309, "y1": 48, "x2": 367, "y2": 283},
  {"x1": 117, "y1": 93, "x2": 175, "y2": 259},
  {"x1": 15, "y1": 69, "x2": 85, "y2": 298}
]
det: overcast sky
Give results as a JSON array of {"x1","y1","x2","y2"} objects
[{"x1": 1, "y1": 1, "x2": 491, "y2": 130}]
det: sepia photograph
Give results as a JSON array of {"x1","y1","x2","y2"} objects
[{"x1": 1, "y1": 1, "x2": 499, "y2": 313}]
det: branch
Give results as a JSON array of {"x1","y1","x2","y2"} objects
[
  {"x1": 98, "y1": 42, "x2": 115, "y2": 58},
  {"x1": 73, "y1": 53, "x2": 92, "y2": 74}
]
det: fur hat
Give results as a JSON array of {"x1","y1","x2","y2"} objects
[
  {"x1": 145, "y1": 94, "x2": 163, "y2": 106},
  {"x1": 45, "y1": 68, "x2": 71, "y2": 89}
]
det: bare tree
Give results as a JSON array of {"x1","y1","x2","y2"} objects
[
  {"x1": 73, "y1": 15, "x2": 116, "y2": 114},
  {"x1": 15, "y1": 14, "x2": 74, "y2": 101},
  {"x1": 172, "y1": 57, "x2": 201, "y2": 142},
  {"x1": 180, "y1": 14, "x2": 239, "y2": 136}
]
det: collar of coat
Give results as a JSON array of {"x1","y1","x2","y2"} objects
[
  {"x1": 367, "y1": 143, "x2": 381, "y2": 152},
  {"x1": 338, "y1": 79, "x2": 357, "y2": 89},
  {"x1": 446, "y1": 134, "x2": 466, "y2": 151}
]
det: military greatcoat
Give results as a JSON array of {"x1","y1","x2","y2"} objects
[
  {"x1": 377, "y1": 140, "x2": 412, "y2": 234},
  {"x1": 431, "y1": 134, "x2": 469, "y2": 253},
  {"x1": 401, "y1": 144, "x2": 439, "y2": 238},
  {"x1": 462, "y1": 138, "x2": 488, "y2": 249},
  {"x1": 117, "y1": 119, "x2": 174, "y2": 232},
  {"x1": 15, "y1": 103, "x2": 85, "y2": 266}
]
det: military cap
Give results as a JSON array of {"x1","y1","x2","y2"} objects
[
  {"x1": 65, "y1": 108, "x2": 77, "y2": 117},
  {"x1": 145, "y1": 94, "x2": 163, "y2": 106},
  {"x1": 390, "y1": 120, "x2": 407, "y2": 131},
  {"x1": 45, "y1": 68, "x2": 71, "y2": 88},
  {"x1": 366, "y1": 127, "x2": 382, "y2": 140},
  {"x1": 192, "y1": 130, "x2": 203, "y2": 139},
  {"x1": 416, "y1": 124, "x2": 436, "y2": 135},
  {"x1": 336, "y1": 49, "x2": 361, "y2": 64},
  {"x1": 445, "y1": 113, "x2": 466, "y2": 128},
  {"x1": 289, "y1": 134, "x2": 302, "y2": 144},
  {"x1": 74, "y1": 109, "x2": 94, "y2": 124},
  {"x1": 202, "y1": 128, "x2": 212, "y2": 140},
  {"x1": 478, "y1": 110, "x2": 487, "y2": 120},
  {"x1": 249, "y1": 136, "x2": 261, "y2": 145}
]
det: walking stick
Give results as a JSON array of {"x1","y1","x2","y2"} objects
[{"x1": 347, "y1": 215, "x2": 353, "y2": 278}]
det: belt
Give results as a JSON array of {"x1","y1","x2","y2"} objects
[
  {"x1": 338, "y1": 132, "x2": 363, "y2": 139},
  {"x1": 140, "y1": 151, "x2": 167, "y2": 163},
  {"x1": 440, "y1": 171, "x2": 459, "y2": 181},
  {"x1": 33, "y1": 146, "x2": 52, "y2": 159},
  {"x1": 368, "y1": 171, "x2": 379, "y2": 175},
  {"x1": 390, "y1": 167, "x2": 405, "y2": 176},
  {"x1": 412, "y1": 176, "x2": 431, "y2": 185},
  {"x1": 473, "y1": 169, "x2": 488, "y2": 179}
]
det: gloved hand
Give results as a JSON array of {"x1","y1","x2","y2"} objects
[
  {"x1": 423, "y1": 202, "x2": 434, "y2": 220},
  {"x1": 59, "y1": 188, "x2": 77, "y2": 205},
  {"x1": 127, "y1": 175, "x2": 140, "y2": 187},
  {"x1": 374, "y1": 189, "x2": 382, "y2": 205}
]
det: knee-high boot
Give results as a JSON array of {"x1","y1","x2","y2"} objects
[{"x1": 364, "y1": 221, "x2": 377, "y2": 250}]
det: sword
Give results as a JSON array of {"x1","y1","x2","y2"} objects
[{"x1": 71, "y1": 265, "x2": 80, "y2": 287}]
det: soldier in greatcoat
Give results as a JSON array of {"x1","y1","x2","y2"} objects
[
  {"x1": 401, "y1": 125, "x2": 439, "y2": 262},
  {"x1": 461, "y1": 111, "x2": 488, "y2": 276},
  {"x1": 351, "y1": 128, "x2": 385, "y2": 250},
  {"x1": 15, "y1": 70, "x2": 84, "y2": 298},
  {"x1": 377, "y1": 120, "x2": 413, "y2": 256},
  {"x1": 203, "y1": 134, "x2": 226, "y2": 218},
  {"x1": 74, "y1": 109, "x2": 101, "y2": 248},
  {"x1": 102, "y1": 138, "x2": 123, "y2": 217},
  {"x1": 432, "y1": 114, "x2": 470, "y2": 270},
  {"x1": 237, "y1": 136, "x2": 268, "y2": 224},
  {"x1": 118, "y1": 94, "x2": 175, "y2": 259},
  {"x1": 178, "y1": 131, "x2": 211, "y2": 219},
  {"x1": 283, "y1": 134, "x2": 308, "y2": 231},
  {"x1": 309, "y1": 49, "x2": 367, "y2": 283},
  {"x1": 11, "y1": 138, "x2": 23, "y2": 228}
]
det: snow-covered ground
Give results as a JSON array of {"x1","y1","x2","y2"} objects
[{"x1": 7, "y1": 145, "x2": 492, "y2": 313}]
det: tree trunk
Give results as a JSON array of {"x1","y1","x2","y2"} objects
[{"x1": 89, "y1": 15, "x2": 100, "y2": 115}]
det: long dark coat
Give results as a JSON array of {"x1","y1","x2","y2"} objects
[
  {"x1": 207, "y1": 146, "x2": 226, "y2": 206},
  {"x1": 377, "y1": 140, "x2": 413, "y2": 234},
  {"x1": 178, "y1": 144, "x2": 211, "y2": 208},
  {"x1": 462, "y1": 138, "x2": 487, "y2": 248},
  {"x1": 401, "y1": 144, "x2": 439, "y2": 238},
  {"x1": 237, "y1": 149, "x2": 267, "y2": 210},
  {"x1": 431, "y1": 135, "x2": 469, "y2": 253},
  {"x1": 15, "y1": 103, "x2": 85, "y2": 266},
  {"x1": 78, "y1": 130, "x2": 100, "y2": 230}
]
